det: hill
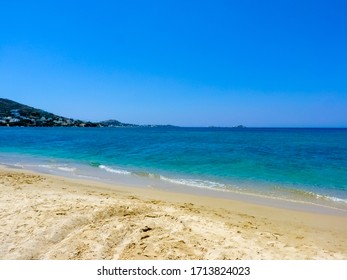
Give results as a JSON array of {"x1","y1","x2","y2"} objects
[
  {"x1": 100, "y1": 119, "x2": 137, "y2": 127},
  {"x1": 0, "y1": 98, "x2": 57, "y2": 119},
  {"x1": 0, "y1": 98, "x2": 134, "y2": 127}
]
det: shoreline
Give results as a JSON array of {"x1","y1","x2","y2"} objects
[
  {"x1": 1, "y1": 126, "x2": 347, "y2": 216},
  {"x1": 2, "y1": 156, "x2": 347, "y2": 216},
  {"x1": 0, "y1": 160, "x2": 347, "y2": 216},
  {"x1": 1, "y1": 165, "x2": 347, "y2": 260}
]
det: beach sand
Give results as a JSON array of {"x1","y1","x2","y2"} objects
[{"x1": 0, "y1": 166, "x2": 346, "y2": 260}]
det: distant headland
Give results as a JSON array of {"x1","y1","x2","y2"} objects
[
  {"x1": 0, "y1": 98, "x2": 143, "y2": 127},
  {"x1": 0, "y1": 98, "x2": 245, "y2": 128}
]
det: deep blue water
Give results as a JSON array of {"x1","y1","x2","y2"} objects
[{"x1": 1, "y1": 127, "x2": 346, "y2": 208}]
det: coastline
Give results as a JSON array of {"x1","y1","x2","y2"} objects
[
  {"x1": 1, "y1": 127, "x2": 347, "y2": 215},
  {"x1": 1, "y1": 165, "x2": 346, "y2": 260}
]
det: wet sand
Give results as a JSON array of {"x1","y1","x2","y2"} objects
[{"x1": 0, "y1": 166, "x2": 346, "y2": 260}]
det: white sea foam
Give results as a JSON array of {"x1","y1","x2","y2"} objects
[
  {"x1": 76, "y1": 174, "x2": 101, "y2": 180},
  {"x1": 7, "y1": 161, "x2": 80, "y2": 176},
  {"x1": 305, "y1": 192, "x2": 347, "y2": 204},
  {"x1": 99, "y1": 165, "x2": 131, "y2": 175},
  {"x1": 160, "y1": 176, "x2": 226, "y2": 189},
  {"x1": 18, "y1": 164, "x2": 77, "y2": 172},
  {"x1": 13, "y1": 163, "x2": 55, "y2": 169},
  {"x1": 37, "y1": 164, "x2": 54, "y2": 169},
  {"x1": 57, "y1": 166, "x2": 77, "y2": 172},
  {"x1": 277, "y1": 187, "x2": 347, "y2": 205},
  {"x1": 324, "y1": 196, "x2": 347, "y2": 204}
]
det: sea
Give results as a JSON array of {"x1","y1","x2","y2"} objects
[{"x1": 1, "y1": 127, "x2": 346, "y2": 213}]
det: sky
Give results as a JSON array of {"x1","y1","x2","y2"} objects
[{"x1": 0, "y1": 0, "x2": 346, "y2": 127}]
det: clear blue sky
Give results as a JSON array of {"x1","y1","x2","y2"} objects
[{"x1": 1, "y1": 0, "x2": 346, "y2": 127}]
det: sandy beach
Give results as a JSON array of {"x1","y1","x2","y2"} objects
[{"x1": 0, "y1": 166, "x2": 346, "y2": 260}]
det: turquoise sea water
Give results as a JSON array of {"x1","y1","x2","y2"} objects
[{"x1": 1, "y1": 127, "x2": 346, "y2": 211}]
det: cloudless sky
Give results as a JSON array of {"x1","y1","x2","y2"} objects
[{"x1": 0, "y1": 0, "x2": 346, "y2": 126}]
